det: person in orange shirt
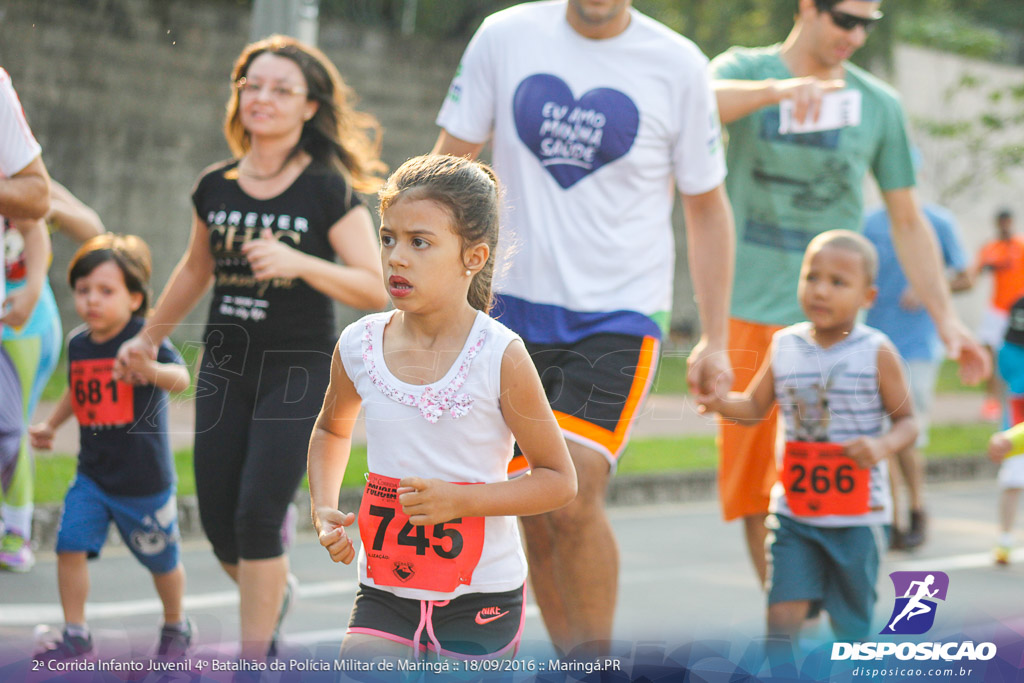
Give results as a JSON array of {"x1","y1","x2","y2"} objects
[{"x1": 970, "y1": 208, "x2": 1024, "y2": 420}]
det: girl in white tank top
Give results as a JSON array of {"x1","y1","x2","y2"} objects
[{"x1": 307, "y1": 155, "x2": 576, "y2": 661}]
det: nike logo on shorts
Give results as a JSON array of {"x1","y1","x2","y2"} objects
[{"x1": 475, "y1": 607, "x2": 509, "y2": 625}]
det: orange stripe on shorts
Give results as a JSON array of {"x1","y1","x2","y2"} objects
[{"x1": 508, "y1": 336, "x2": 659, "y2": 475}]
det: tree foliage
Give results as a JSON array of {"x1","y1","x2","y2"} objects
[
  {"x1": 913, "y1": 72, "x2": 1024, "y2": 203},
  {"x1": 321, "y1": 0, "x2": 1016, "y2": 65},
  {"x1": 318, "y1": 0, "x2": 1024, "y2": 197}
]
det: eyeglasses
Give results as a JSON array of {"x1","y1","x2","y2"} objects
[
  {"x1": 820, "y1": 5, "x2": 883, "y2": 32},
  {"x1": 234, "y1": 77, "x2": 308, "y2": 100}
]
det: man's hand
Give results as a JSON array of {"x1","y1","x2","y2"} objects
[
  {"x1": 772, "y1": 77, "x2": 845, "y2": 123},
  {"x1": 687, "y1": 336, "x2": 733, "y2": 403},
  {"x1": 693, "y1": 391, "x2": 727, "y2": 417},
  {"x1": 936, "y1": 316, "x2": 991, "y2": 386}
]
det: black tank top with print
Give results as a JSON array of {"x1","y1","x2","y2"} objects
[{"x1": 191, "y1": 160, "x2": 362, "y2": 366}]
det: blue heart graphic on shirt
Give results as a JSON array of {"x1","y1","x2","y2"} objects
[{"x1": 513, "y1": 74, "x2": 639, "y2": 189}]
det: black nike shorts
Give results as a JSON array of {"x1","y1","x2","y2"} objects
[{"x1": 346, "y1": 583, "x2": 526, "y2": 658}]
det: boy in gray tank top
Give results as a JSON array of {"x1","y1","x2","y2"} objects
[{"x1": 696, "y1": 230, "x2": 916, "y2": 643}]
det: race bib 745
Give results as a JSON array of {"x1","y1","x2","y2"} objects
[{"x1": 358, "y1": 472, "x2": 485, "y2": 592}]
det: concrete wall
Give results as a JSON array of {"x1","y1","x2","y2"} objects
[
  {"x1": 0, "y1": 0, "x2": 467, "y2": 343},
  {"x1": 2, "y1": 2, "x2": 1022, "y2": 346}
]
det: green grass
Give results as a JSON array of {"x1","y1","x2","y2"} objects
[
  {"x1": 618, "y1": 435, "x2": 719, "y2": 472},
  {"x1": 31, "y1": 423, "x2": 997, "y2": 506},
  {"x1": 40, "y1": 354, "x2": 68, "y2": 402},
  {"x1": 652, "y1": 355, "x2": 983, "y2": 397},
  {"x1": 935, "y1": 358, "x2": 986, "y2": 394},
  {"x1": 611, "y1": 423, "x2": 997, "y2": 478},
  {"x1": 33, "y1": 445, "x2": 372, "y2": 506},
  {"x1": 34, "y1": 448, "x2": 199, "y2": 504},
  {"x1": 650, "y1": 353, "x2": 693, "y2": 395},
  {"x1": 42, "y1": 339, "x2": 981, "y2": 403},
  {"x1": 33, "y1": 454, "x2": 76, "y2": 504},
  {"x1": 922, "y1": 422, "x2": 996, "y2": 457}
]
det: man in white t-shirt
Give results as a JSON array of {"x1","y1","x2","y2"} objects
[
  {"x1": 434, "y1": 0, "x2": 734, "y2": 654},
  {"x1": 0, "y1": 66, "x2": 51, "y2": 534},
  {"x1": 0, "y1": 70, "x2": 49, "y2": 227},
  {"x1": 0, "y1": 66, "x2": 50, "y2": 326}
]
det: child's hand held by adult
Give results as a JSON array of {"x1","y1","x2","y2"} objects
[
  {"x1": 121, "y1": 349, "x2": 161, "y2": 386},
  {"x1": 113, "y1": 336, "x2": 158, "y2": 382},
  {"x1": 693, "y1": 390, "x2": 725, "y2": 416}
]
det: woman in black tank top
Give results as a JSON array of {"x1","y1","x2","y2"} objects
[{"x1": 115, "y1": 34, "x2": 388, "y2": 660}]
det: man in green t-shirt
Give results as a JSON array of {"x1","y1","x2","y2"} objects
[{"x1": 706, "y1": 0, "x2": 989, "y2": 589}]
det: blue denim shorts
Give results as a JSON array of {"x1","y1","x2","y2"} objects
[{"x1": 56, "y1": 473, "x2": 181, "y2": 574}]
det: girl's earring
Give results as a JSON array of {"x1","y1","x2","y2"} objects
[{"x1": 465, "y1": 269, "x2": 472, "y2": 277}]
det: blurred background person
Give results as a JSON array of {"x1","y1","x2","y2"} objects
[
  {"x1": 863, "y1": 194, "x2": 970, "y2": 550},
  {"x1": 1, "y1": 181, "x2": 105, "y2": 573},
  {"x1": 0, "y1": 65, "x2": 52, "y2": 572},
  {"x1": 968, "y1": 208, "x2": 1023, "y2": 422}
]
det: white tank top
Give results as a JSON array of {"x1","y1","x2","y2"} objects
[
  {"x1": 770, "y1": 322, "x2": 892, "y2": 527},
  {"x1": 338, "y1": 310, "x2": 528, "y2": 600}
]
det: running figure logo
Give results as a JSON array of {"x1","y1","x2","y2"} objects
[{"x1": 881, "y1": 571, "x2": 950, "y2": 635}]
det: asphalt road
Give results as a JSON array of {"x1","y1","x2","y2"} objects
[{"x1": 2, "y1": 478, "x2": 1022, "y2": 680}]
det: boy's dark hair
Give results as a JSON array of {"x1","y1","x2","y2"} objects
[
  {"x1": 68, "y1": 234, "x2": 153, "y2": 316},
  {"x1": 378, "y1": 154, "x2": 501, "y2": 313}
]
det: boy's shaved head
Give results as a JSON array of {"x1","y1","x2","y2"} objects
[{"x1": 805, "y1": 229, "x2": 879, "y2": 284}]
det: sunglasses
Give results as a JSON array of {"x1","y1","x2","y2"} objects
[{"x1": 821, "y1": 6, "x2": 883, "y2": 32}]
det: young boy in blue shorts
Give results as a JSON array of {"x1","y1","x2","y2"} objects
[
  {"x1": 698, "y1": 230, "x2": 917, "y2": 642},
  {"x1": 29, "y1": 234, "x2": 193, "y2": 660}
]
